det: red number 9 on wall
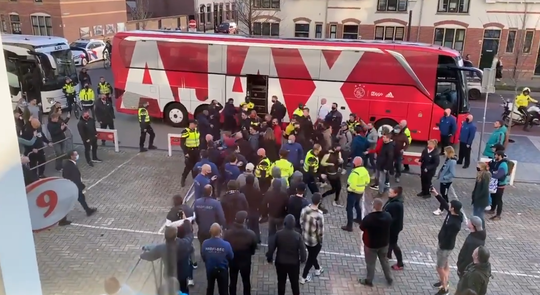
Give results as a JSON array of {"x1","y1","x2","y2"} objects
[{"x1": 26, "y1": 177, "x2": 79, "y2": 232}]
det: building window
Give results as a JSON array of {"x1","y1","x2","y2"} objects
[
  {"x1": 225, "y1": 3, "x2": 230, "y2": 20},
  {"x1": 35, "y1": 0, "x2": 43, "y2": 2},
  {"x1": 377, "y1": 0, "x2": 408, "y2": 12},
  {"x1": 31, "y1": 15, "x2": 53, "y2": 36},
  {"x1": 433, "y1": 28, "x2": 465, "y2": 51},
  {"x1": 506, "y1": 30, "x2": 516, "y2": 53},
  {"x1": 438, "y1": 0, "x2": 469, "y2": 13},
  {"x1": 374, "y1": 26, "x2": 405, "y2": 41},
  {"x1": 315, "y1": 24, "x2": 322, "y2": 38},
  {"x1": 253, "y1": 0, "x2": 280, "y2": 9},
  {"x1": 253, "y1": 22, "x2": 279, "y2": 36},
  {"x1": 1, "y1": 15, "x2": 8, "y2": 33},
  {"x1": 206, "y1": 4, "x2": 212, "y2": 24},
  {"x1": 343, "y1": 25, "x2": 358, "y2": 39},
  {"x1": 329, "y1": 25, "x2": 337, "y2": 38},
  {"x1": 294, "y1": 23, "x2": 309, "y2": 38},
  {"x1": 9, "y1": 14, "x2": 21, "y2": 34},
  {"x1": 523, "y1": 30, "x2": 534, "y2": 54}
]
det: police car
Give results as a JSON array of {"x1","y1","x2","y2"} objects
[
  {"x1": 467, "y1": 68, "x2": 483, "y2": 100},
  {"x1": 70, "y1": 39, "x2": 108, "y2": 66}
]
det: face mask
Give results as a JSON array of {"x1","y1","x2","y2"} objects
[
  {"x1": 288, "y1": 140, "x2": 293, "y2": 144},
  {"x1": 75, "y1": 155, "x2": 79, "y2": 161},
  {"x1": 272, "y1": 100, "x2": 276, "y2": 104},
  {"x1": 476, "y1": 167, "x2": 481, "y2": 171},
  {"x1": 83, "y1": 115, "x2": 90, "y2": 119}
]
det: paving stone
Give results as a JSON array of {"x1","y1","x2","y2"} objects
[{"x1": 22, "y1": 148, "x2": 540, "y2": 295}]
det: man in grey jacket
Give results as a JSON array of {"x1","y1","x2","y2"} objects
[
  {"x1": 365, "y1": 123, "x2": 378, "y2": 171},
  {"x1": 237, "y1": 163, "x2": 260, "y2": 189},
  {"x1": 271, "y1": 166, "x2": 288, "y2": 193}
]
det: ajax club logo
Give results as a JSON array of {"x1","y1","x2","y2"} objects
[{"x1": 354, "y1": 84, "x2": 366, "y2": 99}]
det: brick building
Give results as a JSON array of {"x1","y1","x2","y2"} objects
[
  {"x1": 196, "y1": 0, "x2": 540, "y2": 79},
  {"x1": 0, "y1": 0, "x2": 127, "y2": 42}
]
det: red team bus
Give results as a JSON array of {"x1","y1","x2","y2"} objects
[{"x1": 111, "y1": 30, "x2": 480, "y2": 142}]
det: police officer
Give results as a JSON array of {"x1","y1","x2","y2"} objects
[
  {"x1": 97, "y1": 76, "x2": 113, "y2": 103},
  {"x1": 271, "y1": 150, "x2": 294, "y2": 184},
  {"x1": 341, "y1": 157, "x2": 370, "y2": 232},
  {"x1": 138, "y1": 102, "x2": 157, "y2": 152},
  {"x1": 79, "y1": 83, "x2": 95, "y2": 118},
  {"x1": 293, "y1": 103, "x2": 304, "y2": 117},
  {"x1": 303, "y1": 143, "x2": 322, "y2": 194},
  {"x1": 62, "y1": 77, "x2": 76, "y2": 113},
  {"x1": 255, "y1": 148, "x2": 272, "y2": 193},
  {"x1": 181, "y1": 120, "x2": 201, "y2": 187},
  {"x1": 346, "y1": 114, "x2": 360, "y2": 132},
  {"x1": 240, "y1": 97, "x2": 255, "y2": 113}
]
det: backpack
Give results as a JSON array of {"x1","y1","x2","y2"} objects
[{"x1": 503, "y1": 159, "x2": 514, "y2": 176}]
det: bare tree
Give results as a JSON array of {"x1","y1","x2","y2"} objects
[
  {"x1": 128, "y1": 0, "x2": 152, "y2": 29},
  {"x1": 503, "y1": 1, "x2": 540, "y2": 146},
  {"x1": 233, "y1": 0, "x2": 279, "y2": 35}
]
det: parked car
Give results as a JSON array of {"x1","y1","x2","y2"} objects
[
  {"x1": 467, "y1": 68, "x2": 484, "y2": 100},
  {"x1": 70, "y1": 39, "x2": 108, "y2": 66},
  {"x1": 216, "y1": 22, "x2": 237, "y2": 34}
]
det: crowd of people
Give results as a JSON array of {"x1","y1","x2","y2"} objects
[{"x1": 99, "y1": 97, "x2": 505, "y2": 295}]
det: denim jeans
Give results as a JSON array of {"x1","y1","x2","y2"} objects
[
  {"x1": 473, "y1": 206, "x2": 485, "y2": 229},
  {"x1": 394, "y1": 156, "x2": 403, "y2": 177},
  {"x1": 377, "y1": 170, "x2": 387, "y2": 194},
  {"x1": 346, "y1": 192, "x2": 362, "y2": 227}
]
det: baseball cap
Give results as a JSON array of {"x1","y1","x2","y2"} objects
[
  {"x1": 450, "y1": 200, "x2": 462, "y2": 213},
  {"x1": 246, "y1": 163, "x2": 255, "y2": 171},
  {"x1": 469, "y1": 216, "x2": 483, "y2": 231}
]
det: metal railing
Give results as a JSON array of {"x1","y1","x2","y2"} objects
[{"x1": 25, "y1": 127, "x2": 75, "y2": 171}]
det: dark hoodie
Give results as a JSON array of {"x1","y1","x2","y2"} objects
[
  {"x1": 457, "y1": 231, "x2": 487, "y2": 275},
  {"x1": 436, "y1": 195, "x2": 463, "y2": 250},
  {"x1": 47, "y1": 118, "x2": 66, "y2": 143},
  {"x1": 360, "y1": 210, "x2": 392, "y2": 249},
  {"x1": 287, "y1": 194, "x2": 309, "y2": 231},
  {"x1": 266, "y1": 214, "x2": 307, "y2": 265},
  {"x1": 287, "y1": 171, "x2": 304, "y2": 196},
  {"x1": 455, "y1": 262, "x2": 491, "y2": 295},
  {"x1": 383, "y1": 194, "x2": 404, "y2": 235},
  {"x1": 223, "y1": 211, "x2": 258, "y2": 266},
  {"x1": 376, "y1": 140, "x2": 395, "y2": 172},
  {"x1": 262, "y1": 180, "x2": 289, "y2": 219},
  {"x1": 220, "y1": 190, "x2": 249, "y2": 226}
]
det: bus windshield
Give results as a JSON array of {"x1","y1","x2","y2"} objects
[
  {"x1": 435, "y1": 55, "x2": 469, "y2": 114},
  {"x1": 41, "y1": 49, "x2": 77, "y2": 87}
]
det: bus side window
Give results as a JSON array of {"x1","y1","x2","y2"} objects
[
  {"x1": 435, "y1": 81, "x2": 458, "y2": 113},
  {"x1": 6, "y1": 58, "x2": 21, "y2": 96}
]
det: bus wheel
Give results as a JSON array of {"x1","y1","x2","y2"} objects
[
  {"x1": 164, "y1": 103, "x2": 188, "y2": 127},
  {"x1": 375, "y1": 118, "x2": 398, "y2": 137},
  {"x1": 469, "y1": 89, "x2": 481, "y2": 100}
]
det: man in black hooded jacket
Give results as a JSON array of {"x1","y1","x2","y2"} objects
[
  {"x1": 223, "y1": 211, "x2": 258, "y2": 295},
  {"x1": 457, "y1": 216, "x2": 486, "y2": 278},
  {"x1": 266, "y1": 214, "x2": 307, "y2": 295}
]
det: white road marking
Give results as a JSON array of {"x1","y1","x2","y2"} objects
[
  {"x1": 449, "y1": 186, "x2": 470, "y2": 226},
  {"x1": 85, "y1": 153, "x2": 140, "y2": 191},
  {"x1": 70, "y1": 222, "x2": 540, "y2": 279},
  {"x1": 157, "y1": 222, "x2": 167, "y2": 234}
]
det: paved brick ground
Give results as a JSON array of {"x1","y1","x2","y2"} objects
[{"x1": 27, "y1": 148, "x2": 540, "y2": 295}]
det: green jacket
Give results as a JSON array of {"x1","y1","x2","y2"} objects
[
  {"x1": 482, "y1": 125, "x2": 507, "y2": 158},
  {"x1": 455, "y1": 262, "x2": 491, "y2": 295}
]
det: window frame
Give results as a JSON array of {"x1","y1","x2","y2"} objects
[
  {"x1": 253, "y1": 21, "x2": 279, "y2": 36},
  {"x1": 377, "y1": 0, "x2": 408, "y2": 12},
  {"x1": 437, "y1": 0, "x2": 469, "y2": 14},
  {"x1": 1, "y1": 15, "x2": 8, "y2": 33},
  {"x1": 329, "y1": 24, "x2": 337, "y2": 39},
  {"x1": 342, "y1": 24, "x2": 359, "y2": 40},
  {"x1": 523, "y1": 30, "x2": 534, "y2": 54},
  {"x1": 254, "y1": 0, "x2": 280, "y2": 9},
  {"x1": 433, "y1": 27, "x2": 466, "y2": 52},
  {"x1": 505, "y1": 30, "x2": 517, "y2": 53},
  {"x1": 9, "y1": 14, "x2": 21, "y2": 34},
  {"x1": 294, "y1": 23, "x2": 309, "y2": 38},
  {"x1": 315, "y1": 23, "x2": 322, "y2": 38},
  {"x1": 374, "y1": 25, "x2": 405, "y2": 41},
  {"x1": 31, "y1": 15, "x2": 53, "y2": 36}
]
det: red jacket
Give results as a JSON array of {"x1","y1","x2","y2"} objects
[
  {"x1": 273, "y1": 125, "x2": 283, "y2": 145},
  {"x1": 368, "y1": 137, "x2": 384, "y2": 155}
]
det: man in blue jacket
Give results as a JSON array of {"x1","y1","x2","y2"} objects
[
  {"x1": 351, "y1": 129, "x2": 370, "y2": 163},
  {"x1": 194, "y1": 150, "x2": 219, "y2": 177},
  {"x1": 281, "y1": 134, "x2": 304, "y2": 170},
  {"x1": 202, "y1": 223, "x2": 234, "y2": 295},
  {"x1": 194, "y1": 185, "x2": 226, "y2": 247},
  {"x1": 439, "y1": 108, "x2": 457, "y2": 154},
  {"x1": 457, "y1": 114, "x2": 477, "y2": 169},
  {"x1": 194, "y1": 164, "x2": 216, "y2": 200},
  {"x1": 224, "y1": 154, "x2": 242, "y2": 183}
]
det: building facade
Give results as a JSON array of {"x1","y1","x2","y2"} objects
[
  {"x1": 0, "y1": 0, "x2": 127, "y2": 41},
  {"x1": 196, "y1": 0, "x2": 540, "y2": 79}
]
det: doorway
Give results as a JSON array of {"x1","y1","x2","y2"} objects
[
  {"x1": 246, "y1": 74, "x2": 268, "y2": 116},
  {"x1": 479, "y1": 30, "x2": 501, "y2": 69}
]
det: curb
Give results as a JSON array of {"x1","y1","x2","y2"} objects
[{"x1": 495, "y1": 85, "x2": 540, "y2": 92}]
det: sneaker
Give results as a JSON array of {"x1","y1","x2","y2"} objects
[
  {"x1": 140, "y1": 147, "x2": 148, "y2": 152},
  {"x1": 92, "y1": 158, "x2": 103, "y2": 163},
  {"x1": 86, "y1": 208, "x2": 97, "y2": 216},
  {"x1": 391, "y1": 264, "x2": 404, "y2": 270},
  {"x1": 299, "y1": 275, "x2": 311, "y2": 284},
  {"x1": 358, "y1": 278, "x2": 373, "y2": 286},
  {"x1": 435, "y1": 288, "x2": 449, "y2": 295},
  {"x1": 87, "y1": 162, "x2": 94, "y2": 167},
  {"x1": 187, "y1": 278, "x2": 194, "y2": 286},
  {"x1": 148, "y1": 145, "x2": 158, "y2": 150},
  {"x1": 341, "y1": 170, "x2": 347, "y2": 175},
  {"x1": 395, "y1": 177, "x2": 400, "y2": 183},
  {"x1": 333, "y1": 201, "x2": 343, "y2": 207},
  {"x1": 433, "y1": 209, "x2": 443, "y2": 216},
  {"x1": 341, "y1": 225, "x2": 353, "y2": 232},
  {"x1": 370, "y1": 185, "x2": 379, "y2": 190},
  {"x1": 58, "y1": 219, "x2": 72, "y2": 226},
  {"x1": 192, "y1": 262, "x2": 198, "y2": 269},
  {"x1": 485, "y1": 206, "x2": 491, "y2": 211},
  {"x1": 433, "y1": 282, "x2": 449, "y2": 289},
  {"x1": 315, "y1": 268, "x2": 324, "y2": 276},
  {"x1": 490, "y1": 215, "x2": 501, "y2": 221},
  {"x1": 385, "y1": 182, "x2": 390, "y2": 187}
]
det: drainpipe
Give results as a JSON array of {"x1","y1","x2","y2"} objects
[
  {"x1": 415, "y1": 0, "x2": 424, "y2": 42},
  {"x1": 322, "y1": 0, "x2": 329, "y2": 38}
]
